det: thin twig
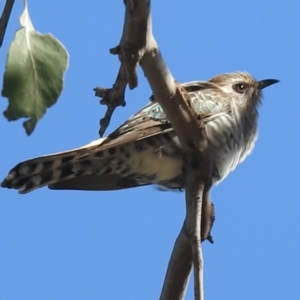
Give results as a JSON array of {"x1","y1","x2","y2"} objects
[
  {"x1": 95, "y1": 0, "x2": 151, "y2": 136},
  {"x1": 0, "y1": 0, "x2": 15, "y2": 48},
  {"x1": 188, "y1": 184, "x2": 204, "y2": 300},
  {"x1": 94, "y1": 66, "x2": 127, "y2": 136}
]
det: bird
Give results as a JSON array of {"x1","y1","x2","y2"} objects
[{"x1": 1, "y1": 72, "x2": 278, "y2": 194}]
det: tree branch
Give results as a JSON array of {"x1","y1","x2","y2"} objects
[
  {"x1": 94, "y1": 66, "x2": 127, "y2": 137},
  {"x1": 160, "y1": 224, "x2": 192, "y2": 300},
  {"x1": 99, "y1": 0, "x2": 214, "y2": 299},
  {"x1": 0, "y1": 0, "x2": 15, "y2": 48},
  {"x1": 95, "y1": 0, "x2": 151, "y2": 137}
]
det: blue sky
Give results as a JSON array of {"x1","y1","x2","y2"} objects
[{"x1": 0, "y1": 1, "x2": 299, "y2": 299}]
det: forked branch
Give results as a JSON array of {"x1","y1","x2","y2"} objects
[{"x1": 98, "y1": 1, "x2": 214, "y2": 299}]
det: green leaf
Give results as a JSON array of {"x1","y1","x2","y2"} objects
[{"x1": 2, "y1": 0, "x2": 69, "y2": 135}]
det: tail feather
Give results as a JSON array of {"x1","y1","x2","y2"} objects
[
  {"x1": 1, "y1": 138, "x2": 110, "y2": 193},
  {"x1": 2, "y1": 154, "x2": 76, "y2": 189},
  {"x1": 17, "y1": 167, "x2": 78, "y2": 194},
  {"x1": 6, "y1": 138, "x2": 107, "y2": 181},
  {"x1": 2, "y1": 157, "x2": 114, "y2": 194},
  {"x1": 1, "y1": 156, "x2": 115, "y2": 195}
]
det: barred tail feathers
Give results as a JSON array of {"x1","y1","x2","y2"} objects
[{"x1": 1, "y1": 138, "x2": 108, "y2": 194}]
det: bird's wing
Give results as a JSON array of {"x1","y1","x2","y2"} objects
[
  {"x1": 98, "y1": 81, "x2": 230, "y2": 150},
  {"x1": 49, "y1": 82, "x2": 231, "y2": 192},
  {"x1": 47, "y1": 80, "x2": 229, "y2": 158}
]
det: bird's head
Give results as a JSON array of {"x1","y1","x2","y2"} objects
[{"x1": 209, "y1": 72, "x2": 279, "y2": 110}]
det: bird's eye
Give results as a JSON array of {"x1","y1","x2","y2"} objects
[{"x1": 233, "y1": 83, "x2": 248, "y2": 94}]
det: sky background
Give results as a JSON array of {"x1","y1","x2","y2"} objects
[{"x1": 0, "y1": 0, "x2": 299, "y2": 299}]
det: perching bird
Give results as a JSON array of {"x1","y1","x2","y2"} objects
[{"x1": 1, "y1": 72, "x2": 278, "y2": 194}]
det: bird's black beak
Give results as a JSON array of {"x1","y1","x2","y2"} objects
[{"x1": 258, "y1": 79, "x2": 279, "y2": 90}]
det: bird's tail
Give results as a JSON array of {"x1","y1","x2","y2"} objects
[{"x1": 1, "y1": 138, "x2": 109, "y2": 194}]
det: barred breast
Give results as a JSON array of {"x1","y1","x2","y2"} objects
[{"x1": 205, "y1": 113, "x2": 258, "y2": 184}]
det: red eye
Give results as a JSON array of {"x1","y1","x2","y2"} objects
[{"x1": 233, "y1": 83, "x2": 248, "y2": 94}]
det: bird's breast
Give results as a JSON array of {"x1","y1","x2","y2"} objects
[{"x1": 205, "y1": 114, "x2": 255, "y2": 184}]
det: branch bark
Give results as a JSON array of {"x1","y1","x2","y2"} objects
[{"x1": 99, "y1": 0, "x2": 214, "y2": 299}]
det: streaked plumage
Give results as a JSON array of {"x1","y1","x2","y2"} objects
[{"x1": 1, "y1": 72, "x2": 278, "y2": 194}]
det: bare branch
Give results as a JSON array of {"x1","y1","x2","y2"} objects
[
  {"x1": 133, "y1": 4, "x2": 213, "y2": 298},
  {"x1": 184, "y1": 173, "x2": 212, "y2": 300},
  {"x1": 118, "y1": 0, "x2": 151, "y2": 89},
  {"x1": 0, "y1": 0, "x2": 15, "y2": 48},
  {"x1": 95, "y1": 0, "x2": 151, "y2": 136},
  {"x1": 94, "y1": 66, "x2": 127, "y2": 137},
  {"x1": 101, "y1": 0, "x2": 214, "y2": 298},
  {"x1": 141, "y1": 41, "x2": 214, "y2": 300},
  {"x1": 159, "y1": 225, "x2": 192, "y2": 300}
]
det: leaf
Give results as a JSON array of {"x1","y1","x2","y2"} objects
[{"x1": 2, "y1": 0, "x2": 69, "y2": 135}]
